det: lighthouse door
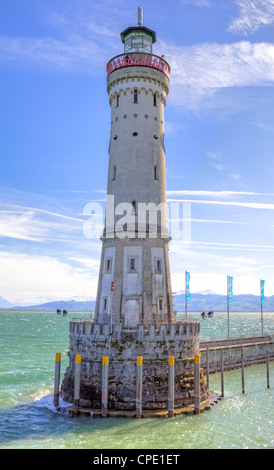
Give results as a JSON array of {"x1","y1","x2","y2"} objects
[{"x1": 123, "y1": 298, "x2": 140, "y2": 328}]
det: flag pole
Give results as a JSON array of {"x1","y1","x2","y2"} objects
[
  {"x1": 185, "y1": 270, "x2": 187, "y2": 320},
  {"x1": 260, "y1": 279, "x2": 264, "y2": 335},
  {"x1": 227, "y1": 275, "x2": 230, "y2": 339}
]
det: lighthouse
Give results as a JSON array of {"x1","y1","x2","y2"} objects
[
  {"x1": 94, "y1": 7, "x2": 174, "y2": 329},
  {"x1": 61, "y1": 9, "x2": 208, "y2": 414}
]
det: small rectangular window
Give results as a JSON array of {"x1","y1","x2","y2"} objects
[
  {"x1": 112, "y1": 165, "x2": 116, "y2": 181},
  {"x1": 128, "y1": 256, "x2": 137, "y2": 272},
  {"x1": 116, "y1": 95, "x2": 119, "y2": 107},
  {"x1": 154, "y1": 165, "x2": 158, "y2": 180},
  {"x1": 103, "y1": 297, "x2": 108, "y2": 311},
  {"x1": 159, "y1": 298, "x2": 163, "y2": 311},
  {"x1": 134, "y1": 89, "x2": 138, "y2": 104},
  {"x1": 154, "y1": 93, "x2": 157, "y2": 107}
]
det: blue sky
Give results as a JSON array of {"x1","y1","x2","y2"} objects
[{"x1": 0, "y1": 0, "x2": 274, "y2": 305}]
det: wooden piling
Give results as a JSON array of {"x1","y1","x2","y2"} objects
[
  {"x1": 266, "y1": 351, "x2": 270, "y2": 389},
  {"x1": 194, "y1": 353, "x2": 200, "y2": 415},
  {"x1": 168, "y1": 356, "x2": 174, "y2": 417},
  {"x1": 220, "y1": 349, "x2": 224, "y2": 397},
  {"x1": 241, "y1": 348, "x2": 245, "y2": 394},
  {"x1": 102, "y1": 356, "x2": 109, "y2": 417},
  {"x1": 206, "y1": 347, "x2": 209, "y2": 389},
  {"x1": 136, "y1": 356, "x2": 143, "y2": 419},
  {"x1": 74, "y1": 354, "x2": 81, "y2": 415},
  {"x1": 54, "y1": 353, "x2": 61, "y2": 408}
]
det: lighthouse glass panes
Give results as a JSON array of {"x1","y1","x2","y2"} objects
[{"x1": 124, "y1": 31, "x2": 152, "y2": 53}]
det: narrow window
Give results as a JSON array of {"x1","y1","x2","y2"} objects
[
  {"x1": 159, "y1": 298, "x2": 163, "y2": 311},
  {"x1": 134, "y1": 89, "x2": 138, "y2": 104},
  {"x1": 105, "y1": 258, "x2": 112, "y2": 273},
  {"x1": 154, "y1": 93, "x2": 157, "y2": 107},
  {"x1": 116, "y1": 95, "x2": 119, "y2": 107},
  {"x1": 130, "y1": 258, "x2": 135, "y2": 270},
  {"x1": 132, "y1": 200, "x2": 137, "y2": 215},
  {"x1": 103, "y1": 298, "x2": 108, "y2": 311},
  {"x1": 155, "y1": 258, "x2": 162, "y2": 274},
  {"x1": 154, "y1": 165, "x2": 158, "y2": 180},
  {"x1": 112, "y1": 165, "x2": 116, "y2": 181}
]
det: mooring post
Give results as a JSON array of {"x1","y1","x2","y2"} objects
[
  {"x1": 136, "y1": 356, "x2": 143, "y2": 419},
  {"x1": 102, "y1": 356, "x2": 109, "y2": 417},
  {"x1": 168, "y1": 356, "x2": 175, "y2": 417},
  {"x1": 194, "y1": 353, "x2": 201, "y2": 415},
  {"x1": 54, "y1": 353, "x2": 61, "y2": 408},
  {"x1": 206, "y1": 347, "x2": 209, "y2": 389},
  {"x1": 266, "y1": 351, "x2": 270, "y2": 389},
  {"x1": 241, "y1": 348, "x2": 245, "y2": 394},
  {"x1": 74, "y1": 354, "x2": 81, "y2": 416},
  {"x1": 220, "y1": 349, "x2": 224, "y2": 397}
]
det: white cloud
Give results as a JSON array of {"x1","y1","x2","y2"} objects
[
  {"x1": 160, "y1": 40, "x2": 274, "y2": 110},
  {"x1": 228, "y1": 0, "x2": 274, "y2": 35},
  {"x1": 0, "y1": 205, "x2": 84, "y2": 243},
  {"x1": 166, "y1": 190, "x2": 274, "y2": 198},
  {"x1": 167, "y1": 198, "x2": 274, "y2": 210},
  {"x1": 0, "y1": 251, "x2": 99, "y2": 304},
  {"x1": 180, "y1": 0, "x2": 212, "y2": 6}
]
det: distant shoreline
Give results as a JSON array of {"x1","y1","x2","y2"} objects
[{"x1": 1, "y1": 308, "x2": 274, "y2": 313}]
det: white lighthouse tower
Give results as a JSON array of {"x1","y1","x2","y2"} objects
[
  {"x1": 94, "y1": 8, "x2": 174, "y2": 329},
  {"x1": 61, "y1": 9, "x2": 207, "y2": 414}
]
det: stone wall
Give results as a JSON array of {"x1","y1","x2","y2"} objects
[{"x1": 61, "y1": 320, "x2": 209, "y2": 411}]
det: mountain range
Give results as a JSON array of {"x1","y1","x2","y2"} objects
[{"x1": 1, "y1": 293, "x2": 274, "y2": 312}]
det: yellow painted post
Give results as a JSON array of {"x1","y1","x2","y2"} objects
[
  {"x1": 102, "y1": 356, "x2": 109, "y2": 417},
  {"x1": 168, "y1": 356, "x2": 174, "y2": 417},
  {"x1": 136, "y1": 356, "x2": 143, "y2": 419},
  {"x1": 194, "y1": 353, "x2": 200, "y2": 415},
  {"x1": 54, "y1": 353, "x2": 61, "y2": 408},
  {"x1": 74, "y1": 354, "x2": 81, "y2": 415}
]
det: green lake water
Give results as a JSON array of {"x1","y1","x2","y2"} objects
[{"x1": 0, "y1": 310, "x2": 273, "y2": 449}]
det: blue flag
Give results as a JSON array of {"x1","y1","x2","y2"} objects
[
  {"x1": 228, "y1": 276, "x2": 233, "y2": 303},
  {"x1": 186, "y1": 271, "x2": 191, "y2": 302},
  {"x1": 261, "y1": 279, "x2": 266, "y2": 303}
]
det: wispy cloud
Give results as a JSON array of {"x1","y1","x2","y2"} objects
[
  {"x1": 166, "y1": 190, "x2": 274, "y2": 198},
  {"x1": 159, "y1": 39, "x2": 274, "y2": 111},
  {"x1": 167, "y1": 198, "x2": 274, "y2": 210},
  {"x1": 228, "y1": 0, "x2": 274, "y2": 35},
  {"x1": 0, "y1": 203, "x2": 85, "y2": 243}
]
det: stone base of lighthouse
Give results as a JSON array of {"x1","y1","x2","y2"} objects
[{"x1": 60, "y1": 321, "x2": 209, "y2": 411}]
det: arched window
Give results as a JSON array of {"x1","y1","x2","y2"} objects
[{"x1": 133, "y1": 89, "x2": 138, "y2": 104}]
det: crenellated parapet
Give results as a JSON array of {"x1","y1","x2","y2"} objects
[{"x1": 70, "y1": 320, "x2": 199, "y2": 342}]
